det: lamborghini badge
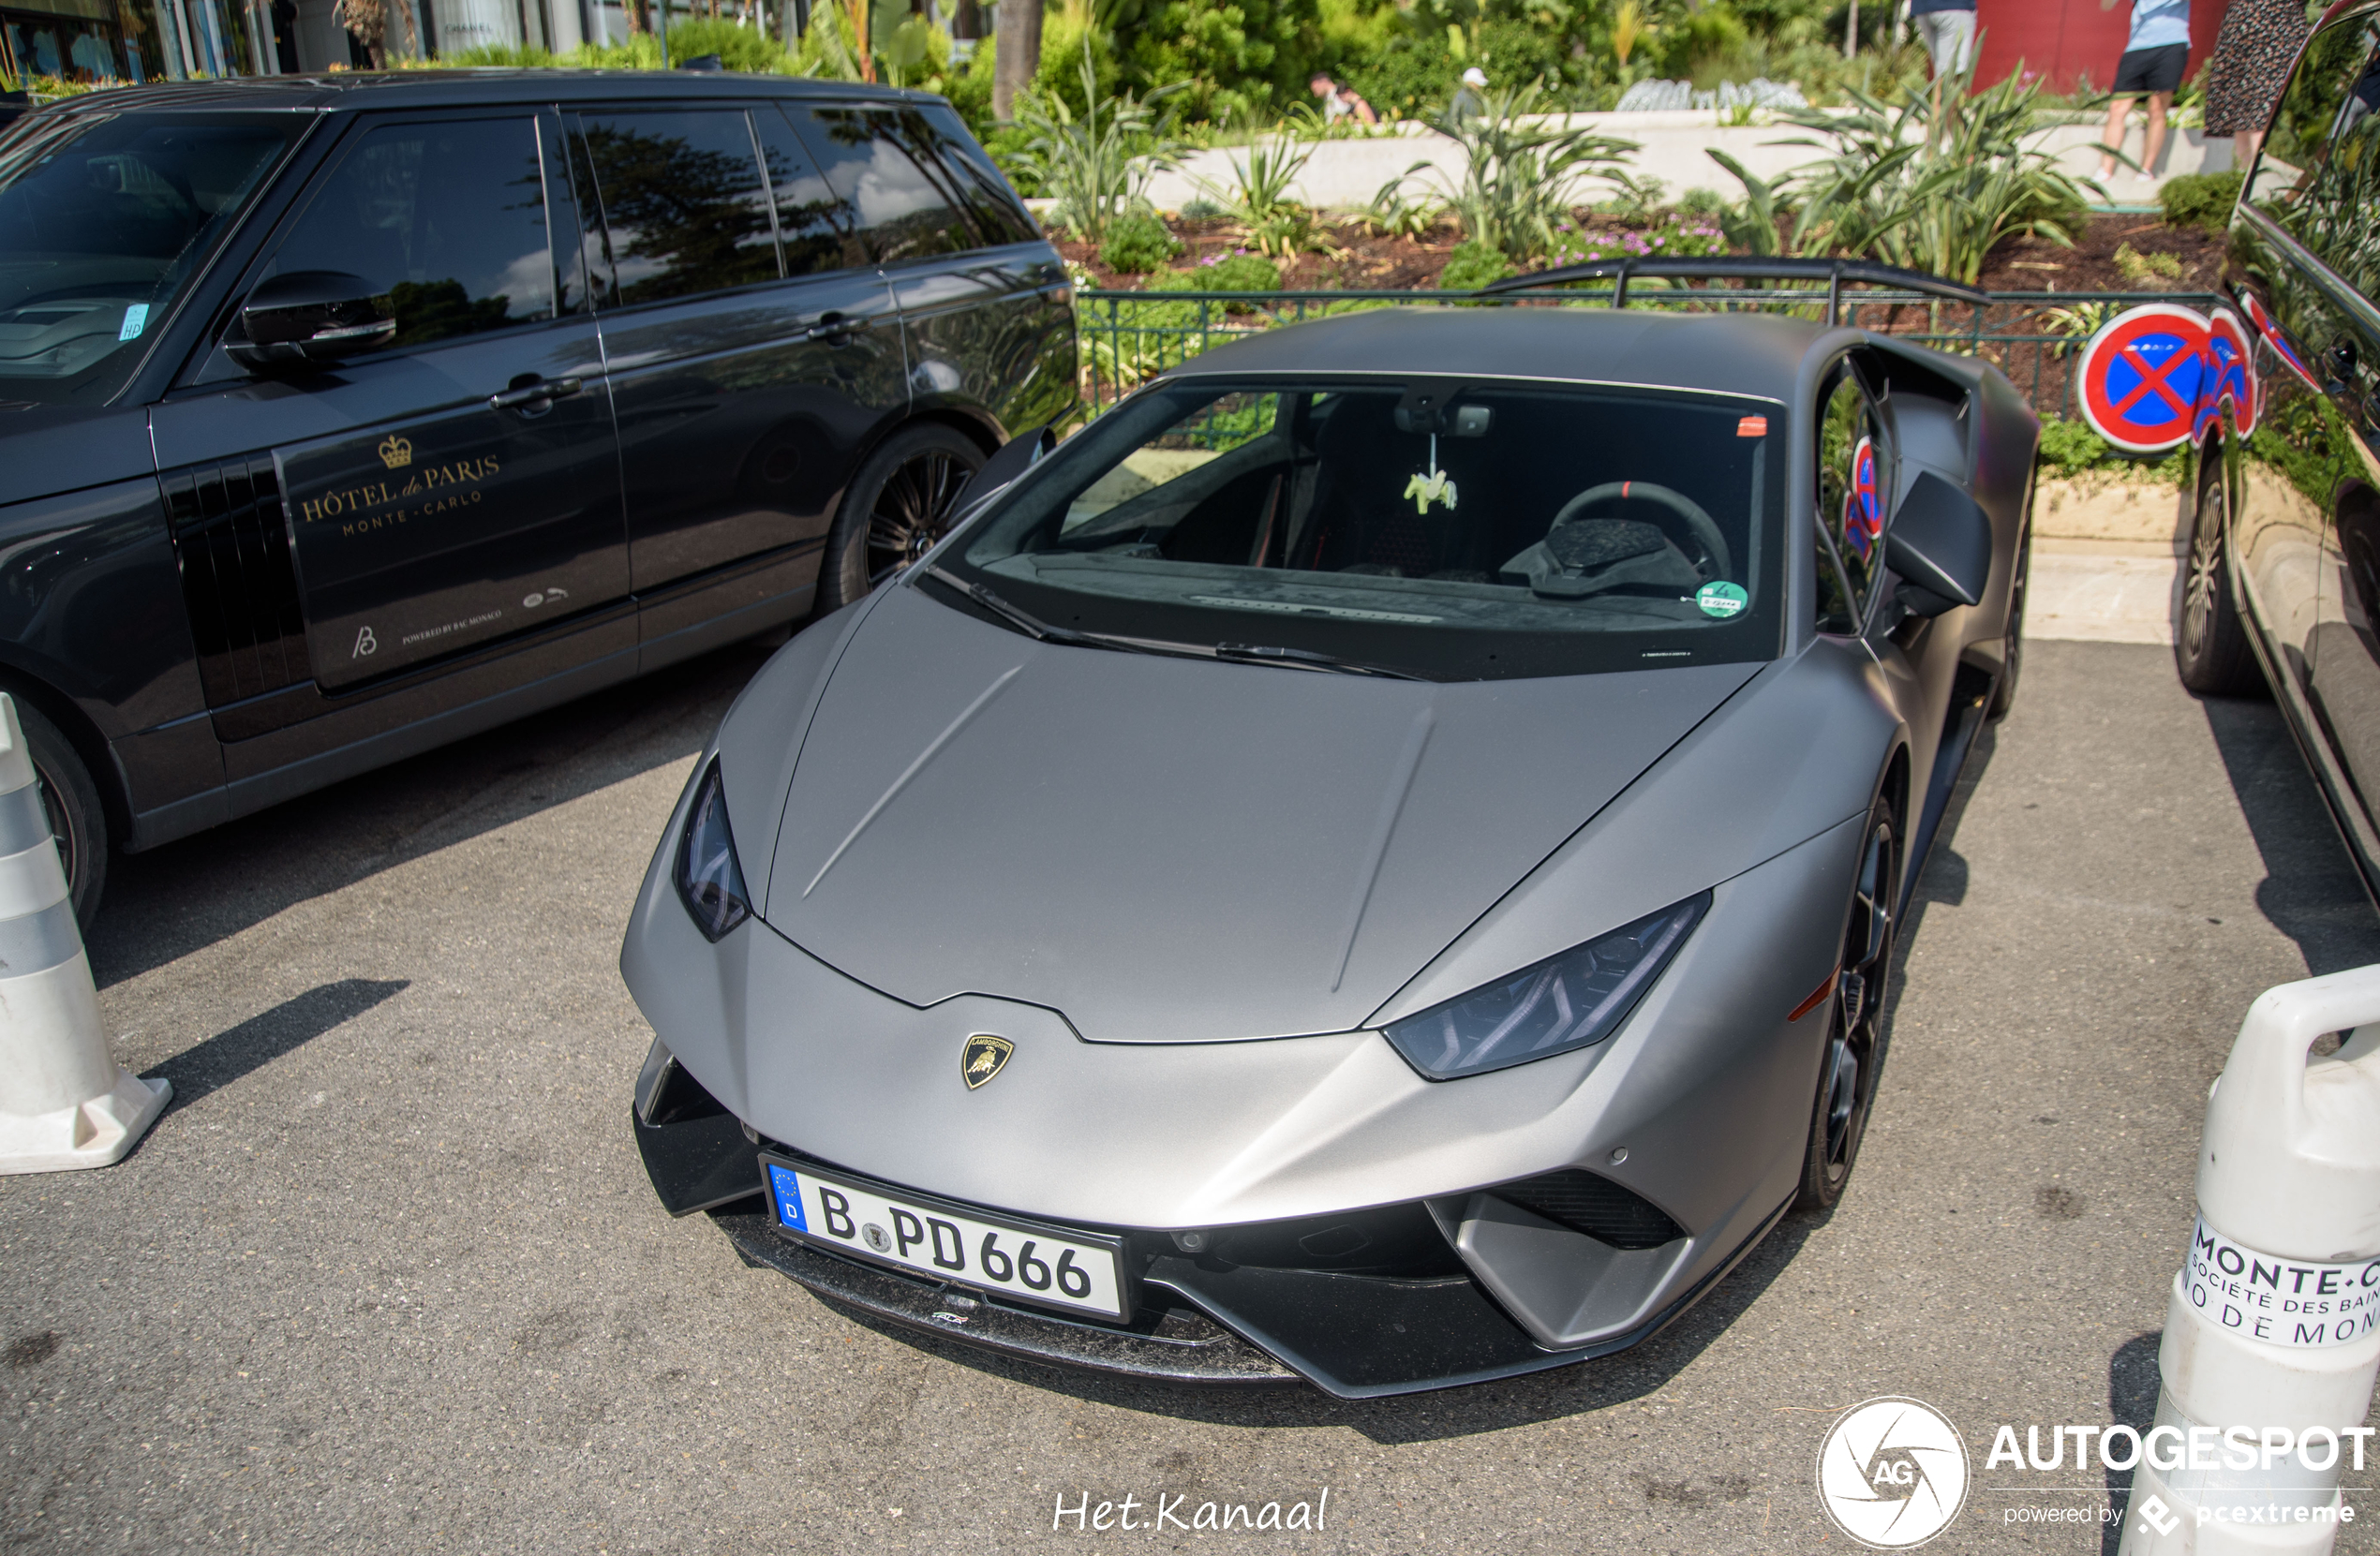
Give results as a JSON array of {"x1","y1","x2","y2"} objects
[{"x1": 961, "y1": 1033, "x2": 1014, "y2": 1089}]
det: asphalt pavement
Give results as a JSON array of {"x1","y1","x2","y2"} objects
[{"x1": 3, "y1": 636, "x2": 2376, "y2": 1554}]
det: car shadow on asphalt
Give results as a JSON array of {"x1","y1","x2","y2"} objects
[
  {"x1": 84, "y1": 640, "x2": 780, "y2": 991},
  {"x1": 2195, "y1": 692, "x2": 2380, "y2": 975}
]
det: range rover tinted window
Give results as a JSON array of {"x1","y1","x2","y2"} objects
[
  {"x1": 267, "y1": 114, "x2": 554, "y2": 348},
  {"x1": 577, "y1": 109, "x2": 779, "y2": 305},
  {"x1": 913, "y1": 104, "x2": 1038, "y2": 246},
  {"x1": 2247, "y1": 18, "x2": 2380, "y2": 277},
  {"x1": 793, "y1": 104, "x2": 975, "y2": 265},
  {"x1": 755, "y1": 107, "x2": 861, "y2": 276}
]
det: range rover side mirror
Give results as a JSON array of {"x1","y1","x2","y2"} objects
[
  {"x1": 950, "y1": 422, "x2": 1057, "y2": 514},
  {"x1": 1885, "y1": 468, "x2": 1993, "y2": 618},
  {"x1": 227, "y1": 271, "x2": 396, "y2": 371}
]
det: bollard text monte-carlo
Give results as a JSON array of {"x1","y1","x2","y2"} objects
[{"x1": 0, "y1": 70, "x2": 1076, "y2": 922}]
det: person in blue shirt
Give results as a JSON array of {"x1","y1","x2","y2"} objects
[{"x1": 2098, "y1": 0, "x2": 2193, "y2": 185}]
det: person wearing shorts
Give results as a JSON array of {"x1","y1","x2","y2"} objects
[
  {"x1": 1910, "y1": 0, "x2": 1976, "y2": 79},
  {"x1": 2099, "y1": 0, "x2": 2192, "y2": 185}
]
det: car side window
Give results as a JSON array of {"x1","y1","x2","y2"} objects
[
  {"x1": 753, "y1": 107, "x2": 863, "y2": 276},
  {"x1": 576, "y1": 109, "x2": 780, "y2": 307},
  {"x1": 1815, "y1": 367, "x2": 1887, "y2": 627},
  {"x1": 793, "y1": 104, "x2": 977, "y2": 266},
  {"x1": 913, "y1": 104, "x2": 1039, "y2": 247},
  {"x1": 2247, "y1": 20, "x2": 2380, "y2": 273},
  {"x1": 261, "y1": 115, "x2": 554, "y2": 348}
]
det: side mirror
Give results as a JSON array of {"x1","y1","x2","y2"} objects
[
  {"x1": 1885, "y1": 468, "x2": 1993, "y2": 618},
  {"x1": 227, "y1": 271, "x2": 395, "y2": 371},
  {"x1": 951, "y1": 422, "x2": 1056, "y2": 513}
]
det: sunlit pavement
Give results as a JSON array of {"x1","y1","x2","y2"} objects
[{"x1": 0, "y1": 636, "x2": 2374, "y2": 1554}]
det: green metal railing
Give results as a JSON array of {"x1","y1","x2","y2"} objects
[{"x1": 1075, "y1": 286, "x2": 2224, "y2": 425}]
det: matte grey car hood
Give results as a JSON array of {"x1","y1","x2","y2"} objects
[{"x1": 760, "y1": 584, "x2": 1758, "y2": 1043}]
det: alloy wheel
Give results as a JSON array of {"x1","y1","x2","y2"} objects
[
  {"x1": 2180, "y1": 515, "x2": 2224, "y2": 666},
  {"x1": 864, "y1": 449, "x2": 974, "y2": 589},
  {"x1": 1821, "y1": 813, "x2": 1897, "y2": 1190}
]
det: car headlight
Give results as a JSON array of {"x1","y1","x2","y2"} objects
[
  {"x1": 674, "y1": 759, "x2": 752, "y2": 941},
  {"x1": 1382, "y1": 893, "x2": 1711, "y2": 1080}
]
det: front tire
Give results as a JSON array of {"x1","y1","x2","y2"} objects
[
  {"x1": 2176, "y1": 456, "x2": 2262, "y2": 697},
  {"x1": 14, "y1": 698, "x2": 106, "y2": 929},
  {"x1": 1795, "y1": 792, "x2": 1899, "y2": 1213},
  {"x1": 816, "y1": 423, "x2": 987, "y2": 611}
]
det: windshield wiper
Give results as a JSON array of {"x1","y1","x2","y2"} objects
[
  {"x1": 925, "y1": 568, "x2": 1179, "y2": 659},
  {"x1": 925, "y1": 567, "x2": 1093, "y2": 645},
  {"x1": 1213, "y1": 643, "x2": 1426, "y2": 680}
]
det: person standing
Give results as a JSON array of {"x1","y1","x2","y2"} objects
[
  {"x1": 1450, "y1": 66, "x2": 1488, "y2": 124},
  {"x1": 2097, "y1": 0, "x2": 2193, "y2": 186},
  {"x1": 1310, "y1": 72, "x2": 1380, "y2": 125},
  {"x1": 2202, "y1": 0, "x2": 2311, "y2": 169},
  {"x1": 1909, "y1": 0, "x2": 1976, "y2": 79}
]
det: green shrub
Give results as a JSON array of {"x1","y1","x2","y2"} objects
[
  {"x1": 2036, "y1": 417, "x2": 2187, "y2": 484},
  {"x1": 1437, "y1": 239, "x2": 1513, "y2": 291},
  {"x1": 1192, "y1": 253, "x2": 1284, "y2": 291},
  {"x1": 1100, "y1": 213, "x2": 1183, "y2": 273},
  {"x1": 2160, "y1": 170, "x2": 2244, "y2": 235}
]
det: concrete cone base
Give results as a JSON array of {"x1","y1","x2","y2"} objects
[{"x1": 0, "y1": 1068, "x2": 170, "y2": 1174}]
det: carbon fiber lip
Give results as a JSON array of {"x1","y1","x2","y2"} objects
[{"x1": 712, "y1": 1210, "x2": 1302, "y2": 1386}]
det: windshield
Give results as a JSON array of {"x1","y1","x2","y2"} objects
[
  {"x1": 0, "y1": 111, "x2": 308, "y2": 405},
  {"x1": 944, "y1": 378, "x2": 1785, "y2": 681}
]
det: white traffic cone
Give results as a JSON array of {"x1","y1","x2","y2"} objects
[
  {"x1": 0, "y1": 694, "x2": 166, "y2": 1173},
  {"x1": 2118, "y1": 967, "x2": 2380, "y2": 1556}
]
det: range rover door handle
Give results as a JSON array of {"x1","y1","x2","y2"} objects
[
  {"x1": 803, "y1": 313, "x2": 866, "y2": 344},
  {"x1": 488, "y1": 375, "x2": 583, "y2": 412}
]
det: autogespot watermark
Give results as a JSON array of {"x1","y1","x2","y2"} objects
[
  {"x1": 1049, "y1": 1489, "x2": 1329, "y2": 1534},
  {"x1": 1814, "y1": 1397, "x2": 2372, "y2": 1549}
]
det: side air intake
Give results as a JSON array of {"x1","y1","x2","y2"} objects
[{"x1": 1491, "y1": 1168, "x2": 1686, "y2": 1250}]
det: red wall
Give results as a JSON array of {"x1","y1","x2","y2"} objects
[{"x1": 1971, "y1": 0, "x2": 2229, "y2": 94}]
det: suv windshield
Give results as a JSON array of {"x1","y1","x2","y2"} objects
[
  {"x1": 944, "y1": 378, "x2": 1785, "y2": 681},
  {"x1": 0, "y1": 111, "x2": 308, "y2": 405}
]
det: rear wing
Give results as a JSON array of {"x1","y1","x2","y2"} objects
[{"x1": 1480, "y1": 257, "x2": 1991, "y2": 326}]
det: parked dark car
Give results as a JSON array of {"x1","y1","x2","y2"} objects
[
  {"x1": 2189, "y1": 7, "x2": 2380, "y2": 899},
  {"x1": 0, "y1": 70, "x2": 1074, "y2": 922}
]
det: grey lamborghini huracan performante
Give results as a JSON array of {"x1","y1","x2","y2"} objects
[{"x1": 620, "y1": 295, "x2": 2035, "y2": 1398}]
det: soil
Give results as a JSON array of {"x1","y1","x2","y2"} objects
[{"x1": 1050, "y1": 212, "x2": 2226, "y2": 297}]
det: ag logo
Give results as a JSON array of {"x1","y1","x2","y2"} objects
[
  {"x1": 960, "y1": 1033, "x2": 1013, "y2": 1090},
  {"x1": 1816, "y1": 1396, "x2": 1970, "y2": 1549}
]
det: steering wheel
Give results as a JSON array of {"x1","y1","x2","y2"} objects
[{"x1": 1552, "y1": 482, "x2": 1733, "y2": 581}]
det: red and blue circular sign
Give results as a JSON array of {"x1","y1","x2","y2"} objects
[
  {"x1": 2075, "y1": 304, "x2": 2258, "y2": 452},
  {"x1": 1843, "y1": 435, "x2": 1882, "y2": 559}
]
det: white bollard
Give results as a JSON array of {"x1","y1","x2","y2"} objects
[
  {"x1": 0, "y1": 695, "x2": 166, "y2": 1174},
  {"x1": 2118, "y1": 967, "x2": 2380, "y2": 1556}
]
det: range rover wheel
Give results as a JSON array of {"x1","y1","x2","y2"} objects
[
  {"x1": 817, "y1": 423, "x2": 988, "y2": 611},
  {"x1": 2176, "y1": 459, "x2": 2262, "y2": 697},
  {"x1": 1795, "y1": 793, "x2": 1898, "y2": 1213},
  {"x1": 13, "y1": 697, "x2": 106, "y2": 929}
]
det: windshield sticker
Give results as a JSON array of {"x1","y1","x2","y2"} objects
[
  {"x1": 117, "y1": 304, "x2": 148, "y2": 342},
  {"x1": 1188, "y1": 596, "x2": 1443, "y2": 624},
  {"x1": 1736, "y1": 415, "x2": 1767, "y2": 437},
  {"x1": 1403, "y1": 433, "x2": 1458, "y2": 514},
  {"x1": 1695, "y1": 581, "x2": 1748, "y2": 618}
]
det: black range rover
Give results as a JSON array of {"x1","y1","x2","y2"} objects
[{"x1": 0, "y1": 71, "x2": 1075, "y2": 920}]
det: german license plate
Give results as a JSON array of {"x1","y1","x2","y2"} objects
[{"x1": 761, "y1": 1156, "x2": 1129, "y2": 1321}]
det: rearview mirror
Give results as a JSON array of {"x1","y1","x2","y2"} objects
[
  {"x1": 227, "y1": 271, "x2": 396, "y2": 371},
  {"x1": 951, "y1": 422, "x2": 1057, "y2": 514},
  {"x1": 1885, "y1": 469, "x2": 1993, "y2": 618}
]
